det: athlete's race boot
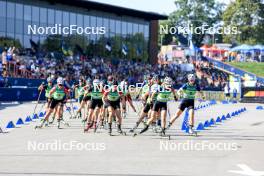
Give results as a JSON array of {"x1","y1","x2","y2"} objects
[
  {"x1": 45, "y1": 121, "x2": 49, "y2": 127},
  {"x1": 49, "y1": 116, "x2": 55, "y2": 124},
  {"x1": 35, "y1": 119, "x2": 46, "y2": 129},
  {"x1": 108, "y1": 123, "x2": 112, "y2": 136},
  {"x1": 57, "y1": 118, "x2": 61, "y2": 129},
  {"x1": 117, "y1": 124, "x2": 126, "y2": 135},
  {"x1": 166, "y1": 122, "x2": 172, "y2": 131},
  {"x1": 159, "y1": 128, "x2": 166, "y2": 136},
  {"x1": 139, "y1": 125, "x2": 149, "y2": 134},
  {"x1": 93, "y1": 121, "x2": 97, "y2": 132},
  {"x1": 100, "y1": 120, "x2": 104, "y2": 128},
  {"x1": 188, "y1": 126, "x2": 197, "y2": 135},
  {"x1": 84, "y1": 122, "x2": 93, "y2": 133}
]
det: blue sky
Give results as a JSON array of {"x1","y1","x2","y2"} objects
[{"x1": 89, "y1": 0, "x2": 231, "y2": 15}]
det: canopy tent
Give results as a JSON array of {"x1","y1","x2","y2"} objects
[
  {"x1": 229, "y1": 44, "x2": 254, "y2": 52},
  {"x1": 229, "y1": 44, "x2": 264, "y2": 52}
]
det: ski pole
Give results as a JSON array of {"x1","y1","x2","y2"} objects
[{"x1": 32, "y1": 89, "x2": 43, "y2": 118}]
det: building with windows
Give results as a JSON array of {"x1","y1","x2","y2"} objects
[{"x1": 0, "y1": 0, "x2": 167, "y2": 63}]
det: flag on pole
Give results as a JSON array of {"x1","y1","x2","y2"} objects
[
  {"x1": 122, "y1": 43, "x2": 128, "y2": 55},
  {"x1": 105, "y1": 41, "x2": 112, "y2": 51},
  {"x1": 136, "y1": 46, "x2": 142, "y2": 56},
  {"x1": 61, "y1": 41, "x2": 73, "y2": 56}
]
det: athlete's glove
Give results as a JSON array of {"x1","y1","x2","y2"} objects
[
  {"x1": 174, "y1": 95, "x2": 178, "y2": 101},
  {"x1": 202, "y1": 95, "x2": 206, "y2": 100}
]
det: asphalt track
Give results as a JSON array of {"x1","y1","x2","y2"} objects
[{"x1": 0, "y1": 100, "x2": 264, "y2": 176}]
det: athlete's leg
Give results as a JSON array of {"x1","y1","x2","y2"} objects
[
  {"x1": 107, "y1": 106, "x2": 114, "y2": 134},
  {"x1": 169, "y1": 109, "x2": 183, "y2": 125}
]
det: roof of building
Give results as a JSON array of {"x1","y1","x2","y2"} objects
[{"x1": 43, "y1": 0, "x2": 168, "y2": 20}]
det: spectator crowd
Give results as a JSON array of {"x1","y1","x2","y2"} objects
[{"x1": 1, "y1": 46, "x2": 230, "y2": 90}]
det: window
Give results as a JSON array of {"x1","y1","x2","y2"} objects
[
  {"x1": 63, "y1": 11, "x2": 69, "y2": 26},
  {"x1": 109, "y1": 19, "x2": 115, "y2": 37},
  {"x1": 127, "y1": 22, "x2": 132, "y2": 34},
  {"x1": 55, "y1": 10, "x2": 62, "y2": 24},
  {"x1": 24, "y1": 5, "x2": 31, "y2": 21},
  {"x1": 133, "y1": 23, "x2": 139, "y2": 35},
  {"x1": 0, "y1": 1, "x2": 6, "y2": 17},
  {"x1": 121, "y1": 21, "x2": 127, "y2": 36},
  {"x1": 7, "y1": 2, "x2": 15, "y2": 18},
  {"x1": 84, "y1": 15, "x2": 90, "y2": 40},
  {"x1": 48, "y1": 9, "x2": 55, "y2": 25},
  {"x1": 139, "y1": 24, "x2": 144, "y2": 35},
  {"x1": 70, "y1": 12, "x2": 76, "y2": 25},
  {"x1": 103, "y1": 17, "x2": 109, "y2": 38},
  {"x1": 15, "y1": 3, "x2": 23, "y2": 20},
  {"x1": 77, "y1": 14, "x2": 83, "y2": 27},
  {"x1": 32, "y1": 6, "x2": 39, "y2": 22},
  {"x1": 144, "y1": 24, "x2": 149, "y2": 38},
  {"x1": 0, "y1": 1, "x2": 6, "y2": 32},
  {"x1": 90, "y1": 16, "x2": 96, "y2": 41},
  {"x1": 7, "y1": 2, "x2": 15, "y2": 33},
  {"x1": 97, "y1": 16, "x2": 102, "y2": 39},
  {"x1": 40, "y1": 8, "x2": 47, "y2": 24},
  {"x1": 116, "y1": 20, "x2": 121, "y2": 34}
]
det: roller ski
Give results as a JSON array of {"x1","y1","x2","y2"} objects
[
  {"x1": 35, "y1": 119, "x2": 47, "y2": 129},
  {"x1": 133, "y1": 124, "x2": 149, "y2": 137},
  {"x1": 129, "y1": 122, "x2": 140, "y2": 133},
  {"x1": 49, "y1": 116, "x2": 56, "y2": 124},
  {"x1": 159, "y1": 128, "x2": 171, "y2": 140},
  {"x1": 187, "y1": 126, "x2": 198, "y2": 136}
]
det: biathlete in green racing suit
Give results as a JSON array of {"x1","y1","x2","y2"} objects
[
  {"x1": 35, "y1": 77, "x2": 70, "y2": 129},
  {"x1": 129, "y1": 75, "x2": 156, "y2": 132},
  {"x1": 74, "y1": 79, "x2": 92, "y2": 119},
  {"x1": 166, "y1": 74, "x2": 205, "y2": 134},
  {"x1": 102, "y1": 76, "x2": 124, "y2": 135},
  {"x1": 38, "y1": 77, "x2": 58, "y2": 124},
  {"x1": 84, "y1": 79, "x2": 104, "y2": 132},
  {"x1": 136, "y1": 77, "x2": 177, "y2": 136},
  {"x1": 120, "y1": 79, "x2": 136, "y2": 119}
]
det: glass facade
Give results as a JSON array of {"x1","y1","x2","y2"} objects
[{"x1": 0, "y1": 0, "x2": 150, "y2": 61}]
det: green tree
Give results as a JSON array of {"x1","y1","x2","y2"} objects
[
  {"x1": 222, "y1": 0, "x2": 264, "y2": 44},
  {"x1": 160, "y1": 0, "x2": 224, "y2": 46},
  {"x1": 0, "y1": 37, "x2": 22, "y2": 48}
]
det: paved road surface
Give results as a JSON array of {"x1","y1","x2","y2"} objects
[{"x1": 0, "y1": 101, "x2": 263, "y2": 176}]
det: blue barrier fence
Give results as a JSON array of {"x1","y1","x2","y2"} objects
[
  {"x1": 206, "y1": 57, "x2": 264, "y2": 84},
  {"x1": 0, "y1": 88, "x2": 45, "y2": 101},
  {"x1": 6, "y1": 77, "x2": 45, "y2": 87}
]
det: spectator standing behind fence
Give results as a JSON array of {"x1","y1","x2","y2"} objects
[{"x1": 224, "y1": 83, "x2": 230, "y2": 101}]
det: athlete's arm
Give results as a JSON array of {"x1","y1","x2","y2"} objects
[
  {"x1": 49, "y1": 87, "x2": 56, "y2": 97},
  {"x1": 172, "y1": 88, "x2": 178, "y2": 101}
]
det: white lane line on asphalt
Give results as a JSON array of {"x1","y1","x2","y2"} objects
[{"x1": 228, "y1": 164, "x2": 264, "y2": 176}]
